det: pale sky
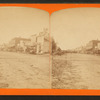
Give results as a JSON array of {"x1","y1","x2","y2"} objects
[
  {"x1": 0, "y1": 7, "x2": 49, "y2": 45},
  {"x1": 51, "y1": 8, "x2": 100, "y2": 50}
]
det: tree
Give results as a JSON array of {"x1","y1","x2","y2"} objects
[{"x1": 52, "y1": 38, "x2": 57, "y2": 53}]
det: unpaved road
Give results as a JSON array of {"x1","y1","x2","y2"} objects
[
  {"x1": 0, "y1": 51, "x2": 50, "y2": 89},
  {"x1": 52, "y1": 53, "x2": 100, "y2": 89}
]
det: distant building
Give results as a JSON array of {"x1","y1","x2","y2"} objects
[
  {"x1": 9, "y1": 37, "x2": 30, "y2": 47},
  {"x1": 8, "y1": 37, "x2": 31, "y2": 52},
  {"x1": 85, "y1": 40, "x2": 99, "y2": 50},
  {"x1": 77, "y1": 40, "x2": 100, "y2": 54},
  {"x1": 85, "y1": 40, "x2": 100, "y2": 53}
]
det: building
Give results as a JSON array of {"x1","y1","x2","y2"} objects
[
  {"x1": 75, "y1": 40, "x2": 100, "y2": 54},
  {"x1": 30, "y1": 34, "x2": 37, "y2": 46},
  {"x1": 36, "y1": 29, "x2": 49, "y2": 54},
  {"x1": 28, "y1": 28, "x2": 50, "y2": 54},
  {"x1": 8, "y1": 37, "x2": 31, "y2": 52},
  {"x1": 85, "y1": 40, "x2": 100, "y2": 54}
]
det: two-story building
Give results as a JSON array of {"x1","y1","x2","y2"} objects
[
  {"x1": 36, "y1": 30, "x2": 49, "y2": 54},
  {"x1": 30, "y1": 29, "x2": 50, "y2": 54}
]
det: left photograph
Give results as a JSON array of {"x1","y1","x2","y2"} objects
[{"x1": 0, "y1": 7, "x2": 50, "y2": 89}]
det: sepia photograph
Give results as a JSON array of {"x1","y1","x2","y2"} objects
[
  {"x1": 51, "y1": 8, "x2": 100, "y2": 89},
  {"x1": 0, "y1": 7, "x2": 50, "y2": 89}
]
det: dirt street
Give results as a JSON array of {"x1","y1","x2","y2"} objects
[
  {"x1": 0, "y1": 51, "x2": 50, "y2": 89},
  {"x1": 52, "y1": 53, "x2": 100, "y2": 89}
]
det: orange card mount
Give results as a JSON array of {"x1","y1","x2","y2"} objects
[
  {"x1": 0, "y1": 4, "x2": 100, "y2": 95},
  {"x1": 0, "y1": 4, "x2": 100, "y2": 14}
]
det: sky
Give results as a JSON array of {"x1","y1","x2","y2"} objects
[
  {"x1": 0, "y1": 7, "x2": 49, "y2": 45},
  {"x1": 51, "y1": 8, "x2": 100, "y2": 50}
]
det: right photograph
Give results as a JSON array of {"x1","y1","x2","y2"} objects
[{"x1": 51, "y1": 8, "x2": 100, "y2": 89}]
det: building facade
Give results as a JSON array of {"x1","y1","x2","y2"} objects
[
  {"x1": 8, "y1": 37, "x2": 31, "y2": 52},
  {"x1": 36, "y1": 30, "x2": 49, "y2": 54}
]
